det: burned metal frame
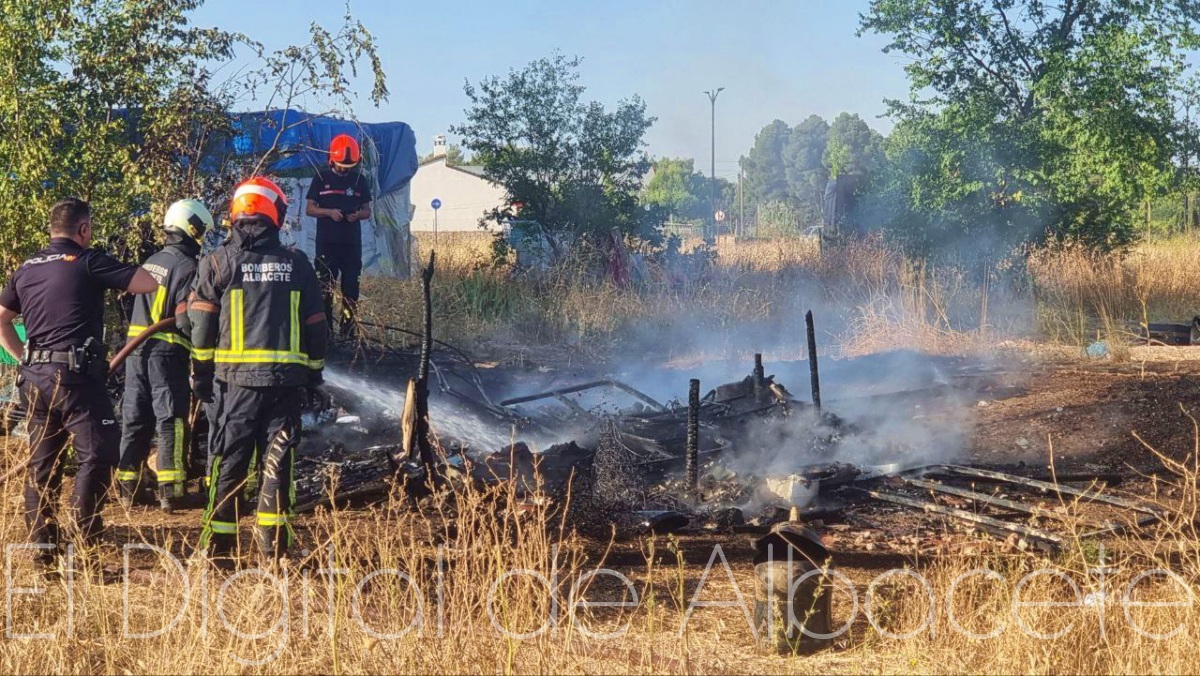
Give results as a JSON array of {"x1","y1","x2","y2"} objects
[
  {"x1": 902, "y1": 477, "x2": 1124, "y2": 531},
  {"x1": 930, "y1": 465, "x2": 1162, "y2": 517},
  {"x1": 859, "y1": 487, "x2": 1067, "y2": 552},
  {"x1": 500, "y1": 379, "x2": 669, "y2": 412}
]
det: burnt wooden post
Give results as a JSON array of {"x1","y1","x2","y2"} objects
[
  {"x1": 805, "y1": 310, "x2": 821, "y2": 411},
  {"x1": 415, "y1": 251, "x2": 437, "y2": 478},
  {"x1": 753, "y1": 352, "x2": 765, "y2": 388},
  {"x1": 686, "y1": 378, "x2": 700, "y2": 502}
]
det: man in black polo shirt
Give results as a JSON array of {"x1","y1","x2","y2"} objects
[
  {"x1": 0, "y1": 198, "x2": 158, "y2": 560},
  {"x1": 305, "y1": 133, "x2": 372, "y2": 338}
]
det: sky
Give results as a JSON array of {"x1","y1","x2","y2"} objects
[{"x1": 192, "y1": 0, "x2": 912, "y2": 180}]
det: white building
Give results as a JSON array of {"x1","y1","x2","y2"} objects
[{"x1": 409, "y1": 135, "x2": 507, "y2": 233}]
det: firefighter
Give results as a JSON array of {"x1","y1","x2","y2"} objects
[
  {"x1": 305, "y1": 134, "x2": 372, "y2": 338},
  {"x1": 0, "y1": 198, "x2": 158, "y2": 561},
  {"x1": 116, "y1": 199, "x2": 213, "y2": 512},
  {"x1": 191, "y1": 177, "x2": 328, "y2": 562}
]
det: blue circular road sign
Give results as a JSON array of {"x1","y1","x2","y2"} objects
[{"x1": 431, "y1": 198, "x2": 442, "y2": 210}]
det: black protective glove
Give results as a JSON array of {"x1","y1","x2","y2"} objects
[
  {"x1": 309, "y1": 369, "x2": 324, "y2": 387},
  {"x1": 191, "y1": 371, "x2": 214, "y2": 403}
]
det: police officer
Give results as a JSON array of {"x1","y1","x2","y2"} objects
[
  {"x1": 305, "y1": 134, "x2": 372, "y2": 338},
  {"x1": 116, "y1": 199, "x2": 213, "y2": 512},
  {"x1": 0, "y1": 198, "x2": 158, "y2": 560},
  {"x1": 192, "y1": 177, "x2": 328, "y2": 562}
]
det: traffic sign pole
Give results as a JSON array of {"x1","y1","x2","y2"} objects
[{"x1": 431, "y1": 198, "x2": 442, "y2": 247}]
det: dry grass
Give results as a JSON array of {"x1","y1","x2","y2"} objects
[
  {"x1": 3, "y1": 429, "x2": 1200, "y2": 673},
  {"x1": 1029, "y1": 237, "x2": 1200, "y2": 349},
  {"x1": 5, "y1": 234, "x2": 1200, "y2": 672},
  {"x1": 360, "y1": 233, "x2": 1004, "y2": 361},
  {"x1": 360, "y1": 232, "x2": 1200, "y2": 362}
]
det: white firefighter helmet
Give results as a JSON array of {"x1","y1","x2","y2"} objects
[{"x1": 163, "y1": 199, "x2": 213, "y2": 241}]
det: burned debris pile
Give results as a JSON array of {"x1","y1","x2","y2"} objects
[{"x1": 284, "y1": 336, "x2": 1159, "y2": 555}]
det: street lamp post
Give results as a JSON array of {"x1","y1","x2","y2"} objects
[{"x1": 704, "y1": 87, "x2": 724, "y2": 245}]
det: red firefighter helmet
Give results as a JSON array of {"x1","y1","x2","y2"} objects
[
  {"x1": 230, "y1": 176, "x2": 288, "y2": 228},
  {"x1": 329, "y1": 134, "x2": 361, "y2": 168}
]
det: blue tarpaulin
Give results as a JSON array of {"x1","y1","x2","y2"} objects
[{"x1": 227, "y1": 109, "x2": 418, "y2": 195}]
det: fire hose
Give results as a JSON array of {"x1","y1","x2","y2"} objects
[
  {"x1": 0, "y1": 317, "x2": 179, "y2": 486},
  {"x1": 108, "y1": 316, "x2": 177, "y2": 372}
]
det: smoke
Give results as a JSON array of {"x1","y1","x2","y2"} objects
[{"x1": 321, "y1": 368, "x2": 518, "y2": 453}]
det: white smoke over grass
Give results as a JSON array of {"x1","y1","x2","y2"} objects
[{"x1": 321, "y1": 368, "x2": 518, "y2": 453}]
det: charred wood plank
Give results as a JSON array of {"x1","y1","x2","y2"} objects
[
  {"x1": 860, "y1": 488, "x2": 1065, "y2": 552},
  {"x1": 903, "y1": 477, "x2": 1116, "y2": 529},
  {"x1": 934, "y1": 465, "x2": 1161, "y2": 516}
]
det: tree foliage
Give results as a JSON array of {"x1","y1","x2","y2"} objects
[
  {"x1": 860, "y1": 0, "x2": 1200, "y2": 251},
  {"x1": 741, "y1": 120, "x2": 793, "y2": 208},
  {"x1": 642, "y1": 158, "x2": 707, "y2": 222},
  {"x1": 783, "y1": 115, "x2": 830, "y2": 224},
  {"x1": 739, "y1": 113, "x2": 886, "y2": 230},
  {"x1": 0, "y1": 0, "x2": 240, "y2": 267},
  {"x1": 0, "y1": 0, "x2": 388, "y2": 270},
  {"x1": 452, "y1": 54, "x2": 656, "y2": 255}
]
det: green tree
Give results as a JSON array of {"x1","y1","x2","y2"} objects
[
  {"x1": 452, "y1": 54, "x2": 657, "y2": 256},
  {"x1": 0, "y1": 0, "x2": 240, "y2": 267},
  {"x1": 783, "y1": 115, "x2": 830, "y2": 224},
  {"x1": 740, "y1": 119, "x2": 792, "y2": 208},
  {"x1": 0, "y1": 0, "x2": 388, "y2": 269},
  {"x1": 823, "y1": 113, "x2": 884, "y2": 177},
  {"x1": 642, "y1": 158, "x2": 706, "y2": 222},
  {"x1": 861, "y1": 0, "x2": 1200, "y2": 250}
]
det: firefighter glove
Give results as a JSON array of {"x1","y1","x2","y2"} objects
[{"x1": 191, "y1": 372, "x2": 214, "y2": 403}]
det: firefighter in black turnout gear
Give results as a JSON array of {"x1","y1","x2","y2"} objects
[
  {"x1": 117, "y1": 199, "x2": 213, "y2": 512},
  {"x1": 305, "y1": 133, "x2": 372, "y2": 338},
  {"x1": 0, "y1": 198, "x2": 158, "y2": 559},
  {"x1": 192, "y1": 177, "x2": 328, "y2": 561}
]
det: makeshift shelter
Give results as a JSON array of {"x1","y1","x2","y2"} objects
[{"x1": 213, "y1": 109, "x2": 419, "y2": 278}]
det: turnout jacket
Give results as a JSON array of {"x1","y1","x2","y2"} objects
[
  {"x1": 126, "y1": 239, "x2": 199, "y2": 355},
  {"x1": 189, "y1": 223, "x2": 328, "y2": 387}
]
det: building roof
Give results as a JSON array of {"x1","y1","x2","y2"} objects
[
  {"x1": 453, "y1": 164, "x2": 487, "y2": 177},
  {"x1": 417, "y1": 155, "x2": 496, "y2": 182}
]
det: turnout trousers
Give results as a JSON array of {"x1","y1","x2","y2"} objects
[
  {"x1": 117, "y1": 348, "x2": 191, "y2": 499},
  {"x1": 200, "y1": 383, "x2": 300, "y2": 559},
  {"x1": 19, "y1": 364, "x2": 120, "y2": 548},
  {"x1": 315, "y1": 241, "x2": 361, "y2": 331}
]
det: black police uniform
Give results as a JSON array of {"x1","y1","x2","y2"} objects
[
  {"x1": 0, "y1": 238, "x2": 140, "y2": 548},
  {"x1": 191, "y1": 221, "x2": 327, "y2": 559},
  {"x1": 306, "y1": 168, "x2": 371, "y2": 331},
  {"x1": 116, "y1": 237, "x2": 199, "y2": 503}
]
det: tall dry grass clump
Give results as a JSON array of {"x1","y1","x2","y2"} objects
[
  {"x1": 360, "y1": 233, "x2": 1012, "y2": 360},
  {"x1": 357, "y1": 230, "x2": 1200, "y2": 362},
  {"x1": 1028, "y1": 236, "x2": 1200, "y2": 346}
]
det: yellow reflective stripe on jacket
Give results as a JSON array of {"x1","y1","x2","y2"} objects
[
  {"x1": 214, "y1": 288, "x2": 316, "y2": 367},
  {"x1": 126, "y1": 324, "x2": 194, "y2": 351},
  {"x1": 256, "y1": 512, "x2": 288, "y2": 527},
  {"x1": 230, "y1": 289, "x2": 245, "y2": 353},
  {"x1": 193, "y1": 348, "x2": 215, "y2": 361},
  {"x1": 150, "y1": 285, "x2": 168, "y2": 323},
  {"x1": 215, "y1": 349, "x2": 311, "y2": 365},
  {"x1": 290, "y1": 290, "x2": 301, "y2": 354}
]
